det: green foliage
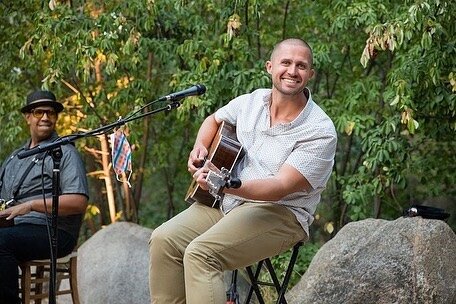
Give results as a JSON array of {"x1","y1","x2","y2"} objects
[
  {"x1": 313, "y1": 0, "x2": 456, "y2": 228},
  {"x1": 272, "y1": 243, "x2": 320, "y2": 286}
]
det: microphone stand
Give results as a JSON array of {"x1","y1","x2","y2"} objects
[
  {"x1": 49, "y1": 145, "x2": 62, "y2": 303},
  {"x1": 17, "y1": 100, "x2": 182, "y2": 304}
]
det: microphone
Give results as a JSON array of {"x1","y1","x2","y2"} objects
[
  {"x1": 17, "y1": 135, "x2": 77, "y2": 159},
  {"x1": 158, "y1": 84, "x2": 206, "y2": 102}
]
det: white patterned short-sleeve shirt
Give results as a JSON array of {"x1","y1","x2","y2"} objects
[{"x1": 215, "y1": 88, "x2": 337, "y2": 235}]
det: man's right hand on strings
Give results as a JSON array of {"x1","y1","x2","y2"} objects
[{"x1": 187, "y1": 143, "x2": 208, "y2": 174}]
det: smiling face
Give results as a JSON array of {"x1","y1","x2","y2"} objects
[
  {"x1": 24, "y1": 106, "x2": 58, "y2": 147},
  {"x1": 266, "y1": 40, "x2": 315, "y2": 98}
]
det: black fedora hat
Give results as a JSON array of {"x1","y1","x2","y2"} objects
[{"x1": 21, "y1": 90, "x2": 64, "y2": 113}]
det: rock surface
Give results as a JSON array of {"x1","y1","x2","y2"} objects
[
  {"x1": 288, "y1": 217, "x2": 456, "y2": 304},
  {"x1": 77, "y1": 222, "x2": 152, "y2": 304}
]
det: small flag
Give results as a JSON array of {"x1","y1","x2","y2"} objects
[{"x1": 110, "y1": 128, "x2": 132, "y2": 187}]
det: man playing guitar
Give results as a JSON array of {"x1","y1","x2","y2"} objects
[{"x1": 149, "y1": 38, "x2": 337, "y2": 304}]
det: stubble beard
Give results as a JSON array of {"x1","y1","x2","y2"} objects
[{"x1": 273, "y1": 81, "x2": 305, "y2": 97}]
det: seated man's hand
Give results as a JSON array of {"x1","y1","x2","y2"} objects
[{"x1": 0, "y1": 202, "x2": 32, "y2": 220}]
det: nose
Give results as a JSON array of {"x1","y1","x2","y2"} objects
[
  {"x1": 41, "y1": 112, "x2": 51, "y2": 120},
  {"x1": 287, "y1": 64, "x2": 298, "y2": 76}
]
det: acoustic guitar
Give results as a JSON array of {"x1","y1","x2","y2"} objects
[{"x1": 184, "y1": 121, "x2": 244, "y2": 207}]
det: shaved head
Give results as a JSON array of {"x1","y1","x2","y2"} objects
[{"x1": 270, "y1": 38, "x2": 313, "y2": 67}]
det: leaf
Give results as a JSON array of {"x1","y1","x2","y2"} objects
[
  {"x1": 345, "y1": 121, "x2": 355, "y2": 135},
  {"x1": 324, "y1": 222, "x2": 334, "y2": 234},
  {"x1": 390, "y1": 94, "x2": 400, "y2": 106}
]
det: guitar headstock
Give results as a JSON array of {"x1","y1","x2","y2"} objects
[{"x1": 206, "y1": 167, "x2": 231, "y2": 202}]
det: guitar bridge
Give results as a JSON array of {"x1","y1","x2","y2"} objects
[{"x1": 207, "y1": 167, "x2": 231, "y2": 203}]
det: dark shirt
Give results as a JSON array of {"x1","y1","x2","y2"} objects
[{"x1": 0, "y1": 132, "x2": 89, "y2": 240}]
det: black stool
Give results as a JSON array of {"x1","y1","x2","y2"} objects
[{"x1": 228, "y1": 242, "x2": 303, "y2": 304}]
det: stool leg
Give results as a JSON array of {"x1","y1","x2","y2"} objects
[
  {"x1": 69, "y1": 256, "x2": 80, "y2": 304},
  {"x1": 275, "y1": 244, "x2": 301, "y2": 304},
  {"x1": 20, "y1": 264, "x2": 31, "y2": 304},
  {"x1": 242, "y1": 242, "x2": 304, "y2": 304},
  {"x1": 35, "y1": 265, "x2": 45, "y2": 304},
  {"x1": 245, "y1": 261, "x2": 266, "y2": 304},
  {"x1": 264, "y1": 259, "x2": 283, "y2": 294}
]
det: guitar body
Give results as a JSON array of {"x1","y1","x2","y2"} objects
[{"x1": 185, "y1": 121, "x2": 244, "y2": 207}]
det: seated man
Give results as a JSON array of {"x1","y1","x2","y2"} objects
[
  {"x1": 149, "y1": 38, "x2": 337, "y2": 304},
  {"x1": 0, "y1": 90, "x2": 89, "y2": 304}
]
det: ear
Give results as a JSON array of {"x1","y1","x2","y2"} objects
[
  {"x1": 265, "y1": 60, "x2": 272, "y2": 74},
  {"x1": 309, "y1": 68, "x2": 315, "y2": 79},
  {"x1": 24, "y1": 113, "x2": 31, "y2": 125}
]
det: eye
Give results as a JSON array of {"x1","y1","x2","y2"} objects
[{"x1": 31, "y1": 109, "x2": 57, "y2": 119}]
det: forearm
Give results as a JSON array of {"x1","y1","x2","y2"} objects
[
  {"x1": 225, "y1": 178, "x2": 290, "y2": 201},
  {"x1": 28, "y1": 194, "x2": 88, "y2": 216},
  {"x1": 224, "y1": 164, "x2": 312, "y2": 201},
  {"x1": 0, "y1": 193, "x2": 88, "y2": 220},
  {"x1": 193, "y1": 114, "x2": 220, "y2": 149},
  {"x1": 188, "y1": 114, "x2": 221, "y2": 173}
]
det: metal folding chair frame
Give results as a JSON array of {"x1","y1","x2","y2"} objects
[{"x1": 240, "y1": 241, "x2": 303, "y2": 304}]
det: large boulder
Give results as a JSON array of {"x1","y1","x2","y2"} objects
[
  {"x1": 72, "y1": 222, "x2": 250, "y2": 304},
  {"x1": 288, "y1": 217, "x2": 456, "y2": 304},
  {"x1": 77, "y1": 222, "x2": 152, "y2": 304}
]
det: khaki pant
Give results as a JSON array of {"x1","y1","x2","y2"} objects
[{"x1": 149, "y1": 202, "x2": 306, "y2": 304}]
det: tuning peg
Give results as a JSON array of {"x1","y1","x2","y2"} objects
[{"x1": 226, "y1": 178, "x2": 242, "y2": 189}]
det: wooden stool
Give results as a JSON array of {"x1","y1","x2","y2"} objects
[
  {"x1": 19, "y1": 251, "x2": 80, "y2": 304},
  {"x1": 228, "y1": 242, "x2": 303, "y2": 304}
]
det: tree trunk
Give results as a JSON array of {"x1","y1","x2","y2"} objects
[{"x1": 98, "y1": 134, "x2": 117, "y2": 223}]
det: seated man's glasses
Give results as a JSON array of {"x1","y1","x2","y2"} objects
[{"x1": 30, "y1": 109, "x2": 57, "y2": 119}]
